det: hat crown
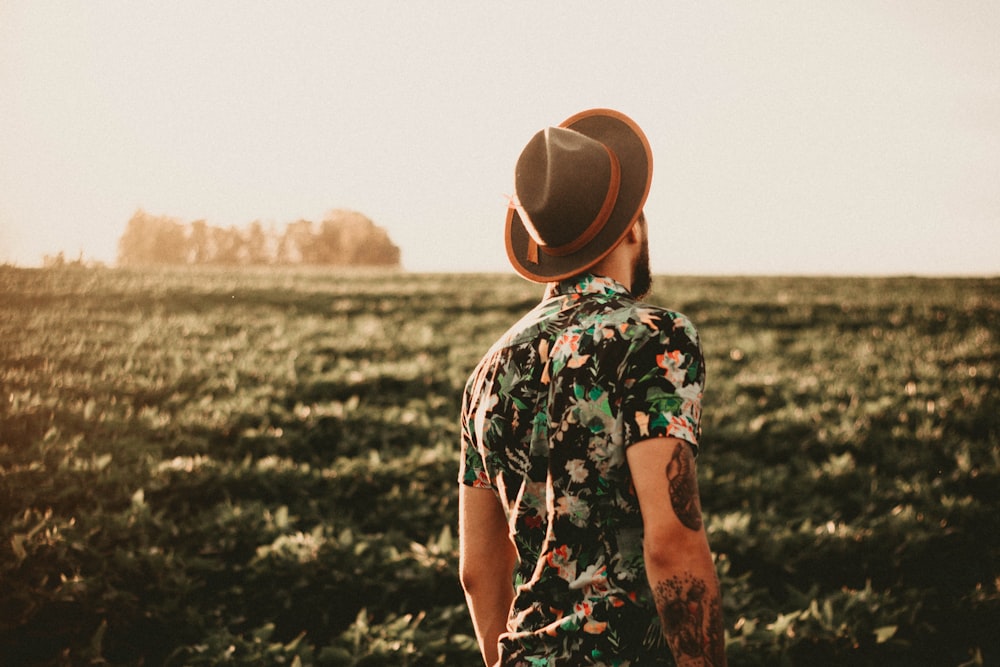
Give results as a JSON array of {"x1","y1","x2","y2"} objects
[
  {"x1": 505, "y1": 108, "x2": 652, "y2": 283},
  {"x1": 514, "y1": 126, "x2": 619, "y2": 252}
]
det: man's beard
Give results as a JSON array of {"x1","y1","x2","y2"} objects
[{"x1": 630, "y1": 235, "x2": 652, "y2": 299}]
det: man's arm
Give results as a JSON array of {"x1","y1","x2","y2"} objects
[
  {"x1": 459, "y1": 484, "x2": 517, "y2": 667},
  {"x1": 627, "y1": 437, "x2": 727, "y2": 666}
]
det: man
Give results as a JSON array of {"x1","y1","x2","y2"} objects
[{"x1": 458, "y1": 108, "x2": 726, "y2": 666}]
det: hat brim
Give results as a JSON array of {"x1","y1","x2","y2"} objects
[{"x1": 506, "y1": 108, "x2": 653, "y2": 283}]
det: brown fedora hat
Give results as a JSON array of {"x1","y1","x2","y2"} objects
[{"x1": 505, "y1": 108, "x2": 653, "y2": 282}]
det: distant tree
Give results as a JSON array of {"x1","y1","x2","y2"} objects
[
  {"x1": 118, "y1": 210, "x2": 187, "y2": 265},
  {"x1": 116, "y1": 209, "x2": 400, "y2": 268},
  {"x1": 117, "y1": 211, "x2": 154, "y2": 266},
  {"x1": 315, "y1": 218, "x2": 346, "y2": 265},
  {"x1": 245, "y1": 221, "x2": 271, "y2": 265},
  {"x1": 42, "y1": 252, "x2": 67, "y2": 268},
  {"x1": 210, "y1": 225, "x2": 244, "y2": 265},
  {"x1": 280, "y1": 220, "x2": 314, "y2": 264},
  {"x1": 317, "y1": 209, "x2": 401, "y2": 266},
  {"x1": 187, "y1": 220, "x2": 211, "y2": 264}
]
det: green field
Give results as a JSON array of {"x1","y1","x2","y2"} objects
[{"x1": 1, "y1": 266, "x2": 997, "y2": 666}]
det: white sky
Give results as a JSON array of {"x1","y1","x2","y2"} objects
[{"x1": 1, "y1": 1, "x2": 998, "y2": 274}]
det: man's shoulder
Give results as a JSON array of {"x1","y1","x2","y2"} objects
[
  {"x1": 585, "y1": 294, "x2": 698, "y2": 339},
  {"x1": 463, "y1": 302, "x2": 553, "y2": 387}
]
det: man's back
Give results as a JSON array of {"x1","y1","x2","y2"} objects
[{"x1": 460, "y1": 273, "x2": 705, "y2": 664}]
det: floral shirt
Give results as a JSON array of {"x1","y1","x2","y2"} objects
[{"x1": 459, "y1": 274, "x2": 706, "y2": 666}]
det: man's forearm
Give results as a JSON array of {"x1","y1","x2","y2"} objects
[
  {"x1": 463, "y1": 576, "x2": 514, "y2": 666},
  {"x1": 650, "y1": 563, "x2": 726, "y2": 666},
  {"x1": 459, "y1": 484, "x2": 517, "y2": 666},
  {"x1": 639, "y1": 440, "x2": 727, "y2": 665}
]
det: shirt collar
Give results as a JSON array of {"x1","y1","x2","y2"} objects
[{"x1": 545, "y1": 273, "x2": 632, "y2": 299}]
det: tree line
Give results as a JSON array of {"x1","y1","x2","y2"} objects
[{"x1": 117, "y1": 209, "x2": 401, "y2": 267}]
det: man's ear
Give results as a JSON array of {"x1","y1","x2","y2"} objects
[{"x1": 626, "y1": 217, "x2": 644, "y2": 244}]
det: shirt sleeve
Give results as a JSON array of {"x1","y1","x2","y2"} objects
[
  {"x1": 458, "y1": 378, "x2": 495, "y2": 489},
  {"x1": 618, "y1": 311, "x2": 706, "y2": 454}
]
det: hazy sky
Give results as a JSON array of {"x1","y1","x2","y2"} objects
[{"x1": 2, "y1": 1, "x2": 998, "y2": 274}]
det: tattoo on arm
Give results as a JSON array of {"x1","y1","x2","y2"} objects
[
  {"x1": 654, "y1": 573, "x2": 726, "y2": 667},
  {"x1": 666, "y1": 443, "x2": 703, "y2": 531}
]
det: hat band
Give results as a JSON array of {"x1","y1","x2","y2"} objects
[{"x1": 521, "y1": 145, "x2": 622, "y2": 263}]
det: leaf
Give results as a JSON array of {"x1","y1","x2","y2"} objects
[
  {"x1": 874, "y1": 625, "x2": 897, "y2": 643},
  {"x1": 88, "y1": 620, "x2": 108, "y2": 658},
  {"x1": 436, "y1": 524, "x2": 453, "y2": 552},
  {"x1": 252, "y1": 623, "x2": 276, "y2": 641},
  {"x1": 767, "y1": 612, "x2": 796, "y2": 637},
  {"x1": 94, "y1": 453, "x2": 112, "y2": 470},
  {"x1": 11, "y1": 534, "x2": 27, "y2": 563}
]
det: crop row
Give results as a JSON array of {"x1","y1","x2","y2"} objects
[{"x1": 1, "y1": 266, "x2": 997, "y2": 665}]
